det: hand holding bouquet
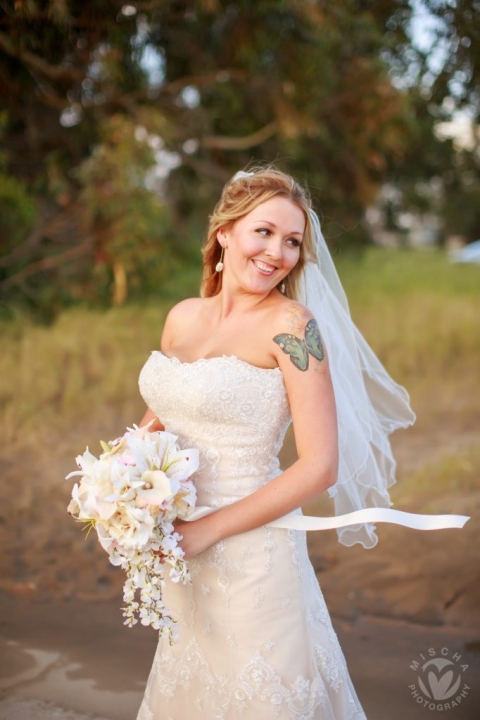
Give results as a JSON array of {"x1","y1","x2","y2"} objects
[{"x1": 66, "y1": 423, "x2": 199, "y2": 643}]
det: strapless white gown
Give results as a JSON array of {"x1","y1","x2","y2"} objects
[{"x1": 136, "y1": 351, "x2": 367, "y2": 720}]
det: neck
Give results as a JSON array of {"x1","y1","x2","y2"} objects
[{"x1": 214, "y1": 281, "x2": 277, "y2": 320}]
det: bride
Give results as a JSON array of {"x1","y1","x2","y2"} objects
[{"x1": 135, "y1": 166, "x2": 410, "y2": 719}]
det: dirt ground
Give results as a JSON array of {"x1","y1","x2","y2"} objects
[{"x1": 0, "y1": 404, "x2": 479, "y2": 718}]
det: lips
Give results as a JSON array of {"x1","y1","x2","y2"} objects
[{"x1": 252, "y1": 259, "x2": 277, "y2": 275}]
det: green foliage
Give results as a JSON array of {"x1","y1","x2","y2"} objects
[
  {"x1": 0, "y1": 171, "x2": 36, "y2": 249},
  {"x1": 0, "y1": 0, "x2": 478, "y2": 314},
  {"x1": 442, "y1": 151, "x2": 480, "y2": 240},
  {"x1": 150, "y1": 0, "x2": 416, "y2": 243},
  {"x1": 76, "y1": 110, "x2": 175, "y2": 304}
]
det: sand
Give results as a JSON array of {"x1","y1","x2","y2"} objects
[
  {"x1": 1, "y1": 595, "x2": 479, "y2": 720},
  {"x1": 1, "y1": 415, "x2": 479, "y2": 718}
]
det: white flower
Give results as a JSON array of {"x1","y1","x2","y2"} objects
[
  {"x1": 94, "y1": 497, "x2": 118, "y2": 521},
  {"x1": 136, "y1": 470, "x2": 178, "y2": 506},
  {"x1": 66, "y1": 426, "x2": 199, "y2": 641},
  {"x1": 165, "y1": 449, "x2": 200, "y2": 483},
  {"x1": 118, "y1": 505, "x2": 155, "y2": 549}
]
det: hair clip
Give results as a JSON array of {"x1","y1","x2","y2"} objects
[{"x1": 232, "y1": 170, "x2": 255, "y2": 181}]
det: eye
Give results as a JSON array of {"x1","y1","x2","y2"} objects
[
  {"x1": 256, "y1": 228, "x2": 272, "y2": 236},
  {"x1": 286, "y1": 237, "x2": 301, "y2": 248}
]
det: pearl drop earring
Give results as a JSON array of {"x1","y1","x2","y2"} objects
[{"x1": 215, "y1": 246, "x2": 225, "y2": 273}]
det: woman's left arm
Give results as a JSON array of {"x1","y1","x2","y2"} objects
[{"x1": 177, "y1": 311, "x2": 338, "y2": 558}]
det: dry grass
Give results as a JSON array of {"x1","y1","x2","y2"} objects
[
  {"x1": 0, "y1": 304, "x2": 171, "y2": 449},
  {"x1": 0, "y1": 248, "x2": 478, "y2": 607},
  {"x1": 391, "y1": 442, "x2": 480, "y2": 505},
  {"x1": 1, "y1": 248, "x2": 478, "y2": 458},
  {"x1": 336, "y1": 247, "x2": 479, "y2": 379}
]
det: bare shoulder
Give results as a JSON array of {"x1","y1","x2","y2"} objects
[
  {"x1": 270, "y1": 299, "x2": 313, "y2": 334},
  {"x1": 165, "y1": 297, "x2": 204, "y2": 323},
  {"x1": 269, "y1": 299, "x2": 328, "y2": 374},
  {"x1": 161, "y1": 297, "x2": 209, "y2": 349}
]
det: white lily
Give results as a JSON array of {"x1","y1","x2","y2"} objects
[
  {"x1": 164, "y1": 448, "x2": 200, "y2": 482},
  {"x1": 66, "y1": 425, "x2": 199, "y2": 641},
  {"x1": 136, "y1": 470, "x2": 178, "y2": 507}
]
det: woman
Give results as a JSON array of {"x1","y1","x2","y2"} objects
[{"x1": 135, "y1": 167, "x2": 402, "y2": 719}]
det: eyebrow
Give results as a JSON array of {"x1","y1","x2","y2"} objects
[{"x1": 255, "y1": 219, "x2": 304, "y2": 237}]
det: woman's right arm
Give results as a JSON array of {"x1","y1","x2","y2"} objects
[{"x1": 138, "y1": 407, "x2": 164, "y2": 431}]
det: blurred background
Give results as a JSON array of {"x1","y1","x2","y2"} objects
[
  {"x1": 1, "y1": 0, "x2": 480, "y2": 318},
  {"x1": 0, "y1": 1, "x2": 479, "y2": 719}
]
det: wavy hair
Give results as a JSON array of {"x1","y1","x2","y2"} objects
[{"x1": 201, "y1": 166, "x2": 318, "y2": 299}]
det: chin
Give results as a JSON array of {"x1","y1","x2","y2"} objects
[{"x1": 245, "y1": 279, "x2": 276, "y2": 294}]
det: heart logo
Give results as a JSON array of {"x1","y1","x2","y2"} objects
[{"x1": 419, "y1": 665, "x2": 461, "y2": 700}]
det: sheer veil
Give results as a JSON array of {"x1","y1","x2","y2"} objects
[
  {"x1": 299, "y1": 211, "x2": 415, "y2": 548},
  {"x1": 227, "y1": 171, "x2": 467, "y2": 547}
]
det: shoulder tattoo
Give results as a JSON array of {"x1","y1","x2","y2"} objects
[
  {"x1": 286, "y1": 303, "x2": 311, "y2": 335},
  {"x1": 273, "y1": 318, "x2": 324, "y2": 372}
]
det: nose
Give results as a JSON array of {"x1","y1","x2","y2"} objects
[{"x1": 264, "y1": 236, "x2": 283, "y2": 260}]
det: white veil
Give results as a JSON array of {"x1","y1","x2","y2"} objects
[
  {"x1": 299, "y1": 211, "x2": 415, "y2": 548},
  {"x1": 224, "y1": 171, "x2": 467, "y2": 547}
]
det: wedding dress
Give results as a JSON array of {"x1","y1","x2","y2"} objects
[{"x1": 136, "y1": 350, "x2": 367, "y2": 720}]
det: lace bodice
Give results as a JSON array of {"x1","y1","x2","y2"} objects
[
  {"x1": 136, "y1": 350, "x2": 367, "y2": 720},
  {"x1": 138, "y1": 352, "x2": 292, "y2": 507}
]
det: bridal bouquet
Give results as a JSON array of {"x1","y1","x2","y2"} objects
[{"x1": 66, "y1": 423, "x2": 199, "y2": 643}]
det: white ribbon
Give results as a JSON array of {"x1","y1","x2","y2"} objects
[{"x1": 184, "y1": 506, "x2": 469, "y2": 532}]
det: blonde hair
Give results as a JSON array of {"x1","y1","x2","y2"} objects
[{"x1": 201, "y1": 166, "x2": 318, "y2": 299}]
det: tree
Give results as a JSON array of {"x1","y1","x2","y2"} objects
[
  {"x1": 1, "y1": 0, "x2": 477, "y2": 315},
  {"x1": 378, "y1": 0, "x2": 480, "y2": 243}
]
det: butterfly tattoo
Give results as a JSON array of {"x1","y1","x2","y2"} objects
[{"x1": 273, "y1": 319, "x2": 324, "y2": 372}]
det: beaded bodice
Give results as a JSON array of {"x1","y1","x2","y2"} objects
[
  {"x1": 136, "y1": 350, "x2": 366, "y2": 720},
  {"x1": 138, "y1": 351, "x2": 292, "y2": 508}
]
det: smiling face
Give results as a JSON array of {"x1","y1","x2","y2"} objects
[{"x1": 218, "y1": 196, "x2": 306, "y2": 297}]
